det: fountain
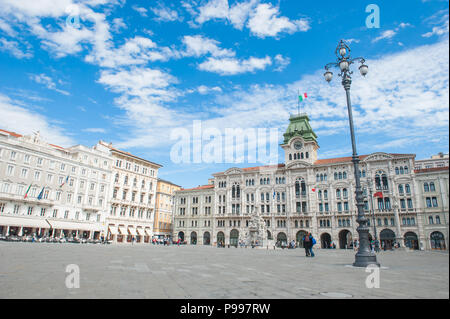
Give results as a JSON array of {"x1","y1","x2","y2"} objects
[{"x1": 243, "y1": 208, "x2": 271, "y2": 248}]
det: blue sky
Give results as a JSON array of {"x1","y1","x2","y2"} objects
[{"x1": 0, "y1": 0, "x2": 448, "y2": 188}]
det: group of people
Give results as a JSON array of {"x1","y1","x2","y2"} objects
[{"x1": 152, "y1": 237, "x2": 173, "y2": 246}]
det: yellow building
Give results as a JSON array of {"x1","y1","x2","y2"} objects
[{"x1": 154, "y1": 179, "x2": 181, "y2": 240}]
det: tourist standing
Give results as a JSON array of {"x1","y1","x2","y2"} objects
[{"x1": 303, "y1": 233, "x2": 311, "y2": 257}]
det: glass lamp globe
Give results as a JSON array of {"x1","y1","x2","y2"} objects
[
  {"x1": 359, "y1": 64, "x2": 369, "y2": 77},
  {"x1": 339, "y1": 60, "x2": 349, "y2": 71},
  {"x1": 324, "y1": 71, "x2": 333, "y2": 82},
  {"x1": 339, "y1": 47, "x2": 347, "y2": 57}
]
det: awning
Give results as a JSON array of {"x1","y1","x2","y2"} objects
[
  {"x1": 128, "y1": 227, "x2": 137, "y2": 236},
  {"x1": 47, "y1": 220, "x2": 102, "y2": 231},
  {"x1": 108, "y1": 225, "x2": 118, "y2": 235},
  {"x1": 136, "y1": 228, "x2": 145, "y2": 236},
  {"x1": 118, "y1": 226, "x2": 127, "y2": 235},
  {"x1": 0, "y1": 215, "x2": 50, "y2": 228},
  {"x1": 144, "y1": 228, "x2": 152, "y2": 236}
]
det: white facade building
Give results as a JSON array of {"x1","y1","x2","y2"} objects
[
  {"x1": 0, "y1": 129, "x2": 113, "y2": 239},
  {"x1": 96, "y1": 141, "x2": 162, "y2": 244},
  {"x1": 173, "y1": 114, "x2": 449, "y2": 251}
]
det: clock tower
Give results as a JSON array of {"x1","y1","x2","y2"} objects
[{"x1": 281, "y1": 113, "x2": 319, "y2": 166}]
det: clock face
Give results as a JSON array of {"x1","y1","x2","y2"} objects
[{"x1": 294, "y1": 142, "x2": 303, "y2": 150}]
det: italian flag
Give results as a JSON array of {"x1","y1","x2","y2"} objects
[
  {"x1": 299, "y1": 93, "x2": 307, "y2": 102},
  {"x1": 24, "y1": 184, "x2": 32, "y2": 199}
]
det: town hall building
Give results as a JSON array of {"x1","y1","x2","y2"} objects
[{"x1": 173, "y1": 114, "x2": 449, "y2": 251}]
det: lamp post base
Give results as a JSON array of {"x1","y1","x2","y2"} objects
[{"x1": 353, "y1": 252, "x2": 380, "y2": 267}]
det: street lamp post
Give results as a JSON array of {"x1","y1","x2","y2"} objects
[
  {"x1": 324, "y1": 40, "x2": 379, "y2": 267},
  {"x1": 366, "y1": 178, "x2": 380, "y2": 252}
]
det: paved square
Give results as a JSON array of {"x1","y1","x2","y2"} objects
[{"x1": 0, "y1": 242, "x2": 448, "y2": 299}]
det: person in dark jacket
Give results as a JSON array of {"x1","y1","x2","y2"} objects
[{"x1": 303, "y1": 233, "x2": 311, "y2": 257}]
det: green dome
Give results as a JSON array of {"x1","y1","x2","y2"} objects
[{"x1": 283, "y1": 113, "x2": 317, "y2": 144}]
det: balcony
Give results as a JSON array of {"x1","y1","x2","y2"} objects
[{"x1": 0, "y1": 192, "x2": 54, "y2": 206}]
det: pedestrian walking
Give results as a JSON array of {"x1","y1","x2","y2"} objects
[{"x1": 303, "y1": 233, "x2": 311, "y2": 257}]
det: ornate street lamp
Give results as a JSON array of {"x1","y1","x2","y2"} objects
[{"x1": 324, "y1": 40, "x2": 379, "y2": 267}]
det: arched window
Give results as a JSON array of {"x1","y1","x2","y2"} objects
[
  {"x1": 301, "y1": 180, "x2": 306, "y2": 196},
  {"x1": 267, "y1": 178, "x2": 270, "y2": 184},
  {"x1": 232, "y1": 185, "x2": 236, "y2": 199},
  {"x1": 398, "y1": 185, "x2": 404, "y2": 194},
  {"x1": 400, "y1": 167, "x2": 404, "y2": 174},
  {"x1": 318, "y1": 190, "x2": 322, "y2": 200},
  {"x1": 424, "y1": 183, "x2": 429, "y2": 192},
  {"x1": 336, "y1": 189, "x2": 341, "y2": 199},
  {"x1": 316, "y1": 174, "x2": 320, "y2": 182},
  {"x1": 334, "y1": 173, "x2": 338, "y2": 180},
  {"x1": 375, "y1": 174, "x2": 381, "y2": 190},
  {"x1": 324, "y1": 190, "x2": 328, "y2": 200},
  {"x1": 343, "y1": 188, "x2": 348, "y2": 198},
  {"x1": 384, "y1": 197, "x2": 391, "y2": 210},
  {"x1": 362, "y1": 170, "x2": 366, "y2": 177},
  {"x1": 436, "y1": 216, "x2": 441, "y2": 224},
  {"x1": 114, "y1": 173, "x2": 119, "y2": 183},
  {"x1": 324, "y1": 174, "x2": 327, "y2": 181},
  {"x1": 306, "y1": 152, "x2": 309, "y2": 158},
  {"x1": 339, "y1": 172, "x2": 343, "y2": 180},
  {"x1": 430, "y1": 182, "x2": 435, "y2": 191},
  {"x1": 301, "y1": 153, "x2": 304, "y2": 159},
  {"x1": 404, "y1": 166, "x2": 408, "y2": 174},
  {"x1": 294, "y1": 153, "x2": 297, "y2": 160},
  {"x1": 343, "y1": 172, "x2": 347, "y2": 179},
  {"x1": 405, "y1": 184, "x2": 411, "y2": 193},
  {"x1": 236, "y1": 185, "x2": 240, "y2": 198},
  {"x1": 289, "y1": 154, "x2": 292, "y2": 160},
  {"x1": 320, "y1": 174, "x2": 323, "y2": 181},
  {"x1": 295, "y1": 181, "x2": 300, "y2": 197},
  {"x1": 381, "y1": 174, "x2": 388, "y2": 190},
  {"x1": 395, "y1": 167, "x2": 399, "y2": 175}
]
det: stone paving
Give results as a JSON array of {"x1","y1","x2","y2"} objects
[{"x1": 0, "y1": 242, "x2": 448, "y2": 299}]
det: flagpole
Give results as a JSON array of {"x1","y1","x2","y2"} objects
[{"x1": 297, "y1": 89, "x2": 300, "y2": 115}]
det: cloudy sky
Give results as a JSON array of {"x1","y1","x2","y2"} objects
[{"x1": 0, "y1": 0, "x2": 448, "y2": 188}]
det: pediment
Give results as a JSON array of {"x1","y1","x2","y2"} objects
[
  {"x1": 363, "y1": 152, "x2": 394, "y2": 162},
  {"x1": 224, "y1": 167, "x2": 243, "y2": 175},
  {"x1": 286, "y1": 161, "x2": 311, "y2": 169}
]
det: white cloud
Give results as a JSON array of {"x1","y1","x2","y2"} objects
[
  {"x1": 86, "y1": 36, "x2": 176, "y2": 68},
  {"x1": 132, "y1": 5, "x2": 148, "y2": 17},
  {"x1": 198, "y1": 56, "x2": 272, "y2": 75},
  {"x1": 422, "y1": 11, "x2": 449, "y2": 38},
  {"x1": 29, "y1": 73, "x2": 70, "y2": 96},
  {"x1": 372, "y1": 29, "x2": 397, "y2": 43},
  {"x1": 195, "y1": 0, "x2": 229, "y2": 24},
  {"x1": 111, "y1": 18, "x2": 127, "y2": 33},
  {"x1": 83, "y1": 128, "x2": 106, "y2": 133},
  {"x1": 0, "y1": 18, "x2": 16, "y2": 36},
  {"x1": 0, "y1": 93, "x2": 74, "y2": 147},
  {"x1": 182, "y1": 35, "x2": 235, "y2": 58},
  {"x1": 274, "y1": 54, "x2": 290, "y2": 72},
  {"x1": 372, "y1": 22, "x2": 412, "y2": 43},
  {"x1": 151, "y1": 4, "x2": 181, "y2": 22},
  {"x1": 0, "y1": 38, "x2": 32, "y2": 58},
  {"x1": 192, "y1": 0, "x2": 310, "y2": 38},
  {"x1": 197, "y1": 85, "x2": 223, "y2": 94},
  {"x1": 247, "y1": 3, "x2": 310, "y2": 38},
  {"x1": 98, "y1": 67, "x2": 177, "y2": 98}
]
